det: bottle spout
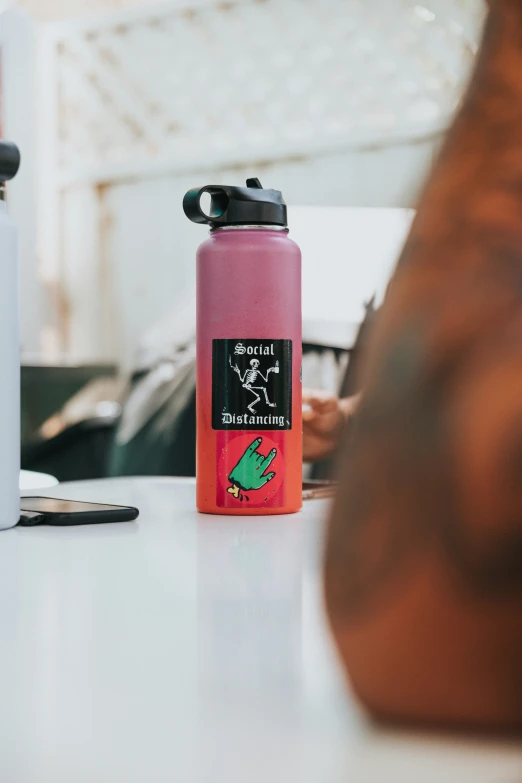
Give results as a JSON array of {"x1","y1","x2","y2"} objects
[{"x1": 183, "y1": 178, "x2": 287, "y2": 228}]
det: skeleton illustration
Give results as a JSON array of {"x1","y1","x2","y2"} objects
[{"x1": 230, "y1": 356, "x2": 279, "y2": 414}]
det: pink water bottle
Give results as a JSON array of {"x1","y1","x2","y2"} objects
[{"x1": 183, "y1": 178, "x2": 302, "y2": 515}]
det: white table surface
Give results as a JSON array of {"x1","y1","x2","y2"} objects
[{"x1": 1, "y1": 478, "x2": 521, "y2": 783}]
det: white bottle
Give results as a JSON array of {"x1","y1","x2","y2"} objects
[{"x1": 0, "y1": 142, "x2": 21, "y2": 530}]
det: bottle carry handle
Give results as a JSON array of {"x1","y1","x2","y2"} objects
[
  {"x1": 182, "y1": 178, "x2": 287, "y2": 228},
  {"x1": 183, "y1": 186, "x2": 230, "y2": 225}
]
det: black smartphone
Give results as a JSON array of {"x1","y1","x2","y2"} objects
[{"x1": 19, "y1": 497, "x2": 139, "y2": 527}]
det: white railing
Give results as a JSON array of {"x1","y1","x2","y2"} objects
[
  {"x1": 43, "y1": 0, "x2": 484, "y2": 186},
  {"x1": 28, "y1": 0, "x2": 484, "y2": 363}
]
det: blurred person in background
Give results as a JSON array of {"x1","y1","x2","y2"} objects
[
  {"x1": 302, "y1": 390, "x2": 359, "y2": 463},
  {"x1": 325, "y1": 0, "x2": 522, "y2": 732},
  {"x1": 114, "y1": 288, "x2": 366, "y2": 473},
  {"x1": 303, "y1": 299, "x2": 377, "y2": 464}
]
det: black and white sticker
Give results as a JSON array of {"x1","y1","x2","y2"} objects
[{"x1": 212, "y1": 339, "x2": 292, "y2": 431}]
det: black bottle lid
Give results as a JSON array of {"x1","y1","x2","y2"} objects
[
  {"x1": 183, "y1": 178, "x2": 287, "y2": 228},
  {"x1": 0, "y1": 142, "x2": 20, "y2": 183}
]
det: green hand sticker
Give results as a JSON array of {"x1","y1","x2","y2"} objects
[{"x1": 227, "y1": 437, "x2": 277, "y2": 499}]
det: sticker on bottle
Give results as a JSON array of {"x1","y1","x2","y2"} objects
[
  {"x1": 216, "y1": 432, "x2": 285, "y2": 508},
  {"x1": 212, "y1": 339, "x2": 292, "y2": 431}
]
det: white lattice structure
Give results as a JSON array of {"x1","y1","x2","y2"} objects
[
  {"x1": 51, "y1": 0, "x2": 484, "y2": 185},
  {"x1": 18, "y1": 0, "x2": 153, "y2": 20},
  {"x1": 5, "y1": 0, "x2": 486, "y2": 362}
]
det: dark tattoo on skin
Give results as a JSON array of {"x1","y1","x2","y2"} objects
[{"x1": 325, "y1": 12, "x2": 522, "y2": 618}]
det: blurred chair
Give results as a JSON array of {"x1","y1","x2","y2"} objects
[
  {"x1": 22, "y1": 415, "x2": 119, "y2": 483},
  {"x1": 21, "y1": 378, "x2": 122, "y2": 482},
  {"x1": 109, "y1": 363, "x2": 197, "y2": 479},
  {"x1": 21, "y1": 359, "x2": 117, "y2": 443}
]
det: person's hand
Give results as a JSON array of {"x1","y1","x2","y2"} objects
[{"x1": 303, "y1": 390, "x2": 359, "y2": 462}]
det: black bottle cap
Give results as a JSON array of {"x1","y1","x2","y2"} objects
[
  {"x1": 0, "y1": 142, "x2": 20, "y2": 183},
  {"x1": 183, "y1": 178, "x2": 287, "y2": 228}
]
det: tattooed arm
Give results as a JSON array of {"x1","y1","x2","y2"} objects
[{"x1": 325, "y1": 5, "x2": 522, "y2": 731}]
